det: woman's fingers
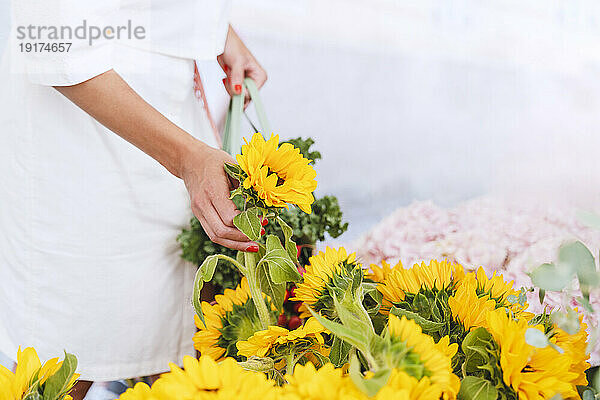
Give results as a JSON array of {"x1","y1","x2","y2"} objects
[
  {"x1": 226, "y1": 63, "x2": 245, "y2": 97},
  {"x1": 194, "y1": 199, "x2": 255, "y2": 250},
  {"x1": 197, "y1": 213, "x2": 257, "y2": 252},
  {"x1": 246, "y1": 61, "x2": 267, "y2": 89}
]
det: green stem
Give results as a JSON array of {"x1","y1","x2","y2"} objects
[
  {"x1": 285, "y1": 353, "x2": 296, "y2": 375},
  {"x1": 244, "y1": 251, "x2": 272, "y2": 329}
]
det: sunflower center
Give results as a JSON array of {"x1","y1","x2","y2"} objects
[{"x1": 267, "y1": 167, "x2": 286, "y2": 187}]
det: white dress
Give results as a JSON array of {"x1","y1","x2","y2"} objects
[{"x1": 0, "y1": 0, "x2": 230, "y2": 380}]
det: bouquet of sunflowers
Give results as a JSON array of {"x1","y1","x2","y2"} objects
[
  {"x1": 7, "y1": 81, "x2": 595, "y2": 400},
  {"x1": 118, "y1": 130, "x2": 593, "y2": 400}
]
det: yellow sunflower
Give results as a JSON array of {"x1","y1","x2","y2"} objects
[
  {"x1": 118, "y1": 382, "x2": 155, "y2": 400},
  {"x1": 236, "y1": 133, "x2": 317, "y2": 213},
  {"x1": 377, "y1": 260, "x2": 465, "y2": 311},
  {"x1": 468, "y1": 267, "x2": 525, "y2": 313},
  {"x1": 386, "y1": 315, "x2": 460, "y2": 399},
  {"x1": 374, "y1": 369, "x2": 447, "y2": 400},
  {"x1": 0, "y1": 347, "x2": 79, "y2": 400},
  {"x1": 144, "y1": 356, "x2": 279, "y2": 400},
  {"x1": 281, "y1": 362, "x2": 365, "y2": 400},
  {"x1": 193, "y1": 277, "x2": 275, "y2": 360},
  {"x1": 236, "y1": 318, "x2": 328, "y2": 360},
  {"x1": 292, "y1": 247, "x2": 359, "y2": 307},
  {"x1": 486, "y1": 309, "x2": 580, "y2": 399},
  {"x1": 365, "y1": 260, "x2": 396, "y2": 283},
  {"x1": 551, "y1": 315, "x2": 590, "y2": 387},
  {"x1": 448, "y1": 275, "x2": 496, "y2": 331}
]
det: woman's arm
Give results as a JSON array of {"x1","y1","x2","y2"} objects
[{"x1": 55, "y1": 70, "x2": 258, "y2": 252}]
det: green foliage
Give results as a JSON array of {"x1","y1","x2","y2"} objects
[
  {"x1": 177, "y1": 216, "x2": 240, "y2": 290},
  {"x1": 390, "y1": 286, "x2": 462, "y2": 344},
  {"x1": 41, "y1": 352, "x2": 78, "y2": 400},
  {"x1": 459, "y1": 328, "x2": 516, "y2": 400},
  {"x1": 283, "y1": 137, "x2": 322, "y2": 163},
  {"x1": 22, "y1": 352, "x2": 78, "y2": 400}
]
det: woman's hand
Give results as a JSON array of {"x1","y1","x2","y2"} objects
[
  {"x1": 218, "y1": 26, "x2": 267, "y2": 106},
  {"x1": 180, "y1": 143, "x2": 259, "y2": 252}
]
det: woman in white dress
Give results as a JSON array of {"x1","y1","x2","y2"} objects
[{"x1": 0, "y1": 1, "x2": 266, "y2": 398}]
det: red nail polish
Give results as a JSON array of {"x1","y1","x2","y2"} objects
[
  {"x1": 224, "y1": 65, "x2": 229, "y2": 72},
  {"x1": 246, "y1": 244, "x2": 259, "y2": 253},
  {"x1": 260, "y1": 227, "x2": 265, "y2": 236},
  {"x1": 261, "y1": 218, "x2": 268, "y2": 226},
  {"x1": 222, "y1": 78, "x2": 227, "y2": 86},
  {"x1": 235, "y1": 84, "x2": 242, "y2": 94}
]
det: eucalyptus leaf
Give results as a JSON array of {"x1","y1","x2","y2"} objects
[
  {"x1": 42, "y1": 352, "x2": 78, "y2": 400},
  {"x1": 233, "y1": 208, "x2": 262, "y2": 241},
  {"x1": 551, "y1": 310, "x2": 581, "y2": 335},
  {"x1": 582, "y1": 390, "x2": 595, "y2": 400},
  {"x1": 577, "y1": 210, "x2": 600, "y2": 230},
  {"x1": 458, "y1": 376, "x2": 498, "y2": 400},
  {"x1": 524, "y1": 328, "x2": 549, "y2": 348},
  {"x1": 559, "y1": 241, "x2": 599, "y2": 289},
  {"x1": 538, "y1": 288, "x2": 546, "y2": 305},
  {"x1": 262, "y1": 235, "x2": 301, "y2": 284},
  {"x1": 529, "y1": 263, "x2": 570, "y2": 291}
]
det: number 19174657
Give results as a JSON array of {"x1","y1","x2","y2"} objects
[{"x1": 19, "y1": 42, "x2": 72, "y2": 52}]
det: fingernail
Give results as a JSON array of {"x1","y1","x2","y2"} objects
[
  {"x1": 246, "y1": 244, "x2": 259, "y2": 253},
  {"x1": 222, "y1": 78, "x2": 227, "y2": 86},
  {"x1": 261, "y1": 218, "x2": 269, "y2": 226},
  {"x1": 224, "y1": 65, "x2": 229, "y2": 72},
  {"x1": 260, "y1": 227, "x2": 265, "y2": 236},
  {"x1": 235, "y1": 84, "x2": 242, "y2": 94}
]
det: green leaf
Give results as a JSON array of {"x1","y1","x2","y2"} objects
[
  {"x1": 329, "y1": 336, "x2": 352, "y2": 367},
  {"x1": 559, "y1": 241, "x2": 600, "y2": 290},
  {"x1": 578, "y1": 296, "x2": 595, "y2": 313},
  {"x1": 551, "y1": 309, "x2": 581, "y2": 335},
  {"x1": 529, "y1": 263, "x2": 571, "y2": 291},
  {"x1": 538, "y1": 288, "x2": 546, "y2": 304},
  {"x1": 192, "y1": 272, "x2": 206, "y2": 326},
  {"x1": 461, "y1": 327, "x2": 495, "y2": 376},
  {"x1": 262, "y1": 235, "x2": 301, "y2": 284},
  {"x1": 276, "y1": 216, "x2": 298, "y2": 261},
  {"x1": 198, "y1": 255, "x2": 219, "y2": 281},
  {"x1": 256, "y1": 261, "x2": 286, "y2": 311},
  {"x1": 524, "y1": 328, "x2": 549, "y2": 348},
  {"x1": 582, "y1": 390, "x2": 595, "y2": 400},
  {"x1": 192, "y1": 255, "x2": 223, "y2": 326},
  {"x1": 234, "y1": 208, "x2": 262, "y2": 241},
  {"x1": 348, "y1": 353, "x2": 390, "y2": 397},
  {"x1": 42, "y1": 352, "x2": 78, "y2": 400},
  {"x1": 307, "y1": 305, "x2": 371, "y2": 352},
  {"x1": 390, "y1": 307, "x2": 446, "y2": 334},
  {"x1": 224, "y1": 162, "x2": 244, "y2": 181},
  {"x1": 577, "y1": 210, "x2": 600, "y2": 230},
  {"x1": 458, "y1": 376, "x2": 498, "y2": 400}
]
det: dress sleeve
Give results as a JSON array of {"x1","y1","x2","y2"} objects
[{"x1": 12, "y1": 0, "x2": 119, "y2": 86}]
